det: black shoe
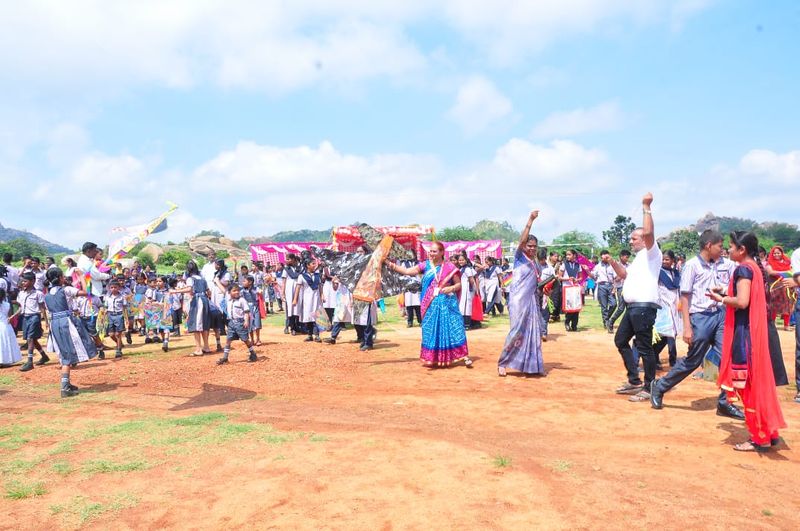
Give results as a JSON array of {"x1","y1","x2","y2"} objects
[
  {"x1": 216, "y1": 345, "x2": 223, "y2": 353},
  {"x1": 323, "y1": 338, "x2": 336, "y2": 345},
  {"x1": 144, "y1": 337, "x2": 152, "y2": 344},
  {"x1": 36, "y1": 353, "x2": 50, "y2": 366},
  {"x1": 359, "y1": 344, "x2": 372, "y2": 351},
  {"x1": 98, "y1": 350, "x2": 105, "y2": 360},
  {"x1": 125, "y1": 331, "x2": 132, "y2": 344},
  {"x1": 650, "y1": 380, "x2": 664, "y2": 410},
  {"x1": 304, "y1": 336, "x2": 313, "y2": 342},
  {"x1": 314, "y1": 336, "x2": 321, "y2": 342},
  {"x1": 162, "y1": 343, "x2": 169, "y2": 352},
  {"x1": 115, "y1": 351, "x2": 123, "y2": 359},
  {"x1": 68, "y1": 383, "x2": 78, "y2": 392},
  {"x1": 607, "y1": 323, "x2": 614, "y2": 334},
  {"x1": 283, "y1": 327, "x2": 290, "y2": 335},
  {"x1": 407, "y1": 323, "x2": 413, "y2": 328},
  {"x1": 716, "y1": 402, "x2": 745, "y2": 420},
  {"x1": 19, "y1": 360, "x2": 33, "y2": 372},
  {"x1": 216, "y1": 357, "x2": 228, "y2": 365},
  {"x1": 61, "y1": 387, "x2": 79, "y2": 398},
  {"x1": 248, "y1": 353, "x2": 257, "y2": 362}
]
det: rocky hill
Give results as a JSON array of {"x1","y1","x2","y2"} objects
[{"x1": 0, "y1": 222, "x2": 72, "y2": 253}]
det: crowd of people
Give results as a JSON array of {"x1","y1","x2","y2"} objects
[{"x1": 1, "y1": 192, "x2": 798, "y2": 452}]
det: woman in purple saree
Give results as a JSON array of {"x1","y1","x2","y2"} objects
[
  {"x1": 389, "y1": 241, "x2": 473, "y2": 368},
  {"x1": 498, "y1": 210, "x2": 545, "y2": 377}
]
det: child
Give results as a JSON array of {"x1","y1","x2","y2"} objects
[
  {"x1": 216, "y1": 284, "x2": 258, "y2": 365},
  {"x1": 133, "y1": 273, "x2": 148, "y2": 337},
  {"x1": 155, "y1": 276, "x2": 173, "y2": 352},
  {"x1": 74, "y1": 287, "x2": 106, "y2": 358},
  {"x1": 14, "y1": 272, "x2": 48, "y2": 371},
  {"x1": 168, "y1": 278, "x2": 183, "y2": 337},
  {"x1": 170, "y1": 260, "x2": 211, "y2": 357},
  {"x1": 294, "y1": 260, "x2": 321, "y2": 342},
  {"x1": 143, "y1": 276, "x2": 160, "y2": 343},
  {"x1": 210, "y1": 259, "x2": 231, "y2": 352},
  {"x1": 240, "y1": 275, "x2": 262, "y2": 346},
  {"x1": 0, "y1": 288, "x2": 22, "y2": 367},
  {"x1": 43, "y1": 268, "x2": 98, "y2": 397},
  {"x1": 115, "y1": 274, "x2": 134, "y2": 345},
  {"x1": 322, "y1": 278, "x2": 353, "y2": 345},
  {"x1": 104, "y1": 280, "x2": 128, "y2": 359}
]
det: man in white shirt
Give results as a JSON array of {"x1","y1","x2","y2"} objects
[
  {"x1": 77, "y1": 242, "x2": 110, "y2": 297},
  {"x1": 2, "y1": 253, "x2": 19, "y2": 298},
  {"x1": 201, "y1": 250, "x2": 217, "y2": 287},
  {"x1": 609, "y1": 193, "x2": 662, "y2": 401},
  {"x1": 592, "y1": 250, "x2": 617, "y2": 330}
]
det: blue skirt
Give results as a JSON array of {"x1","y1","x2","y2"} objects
[
  {"x1": 49, "y1": 311, "x2": 98, "y2": 365},
  {"x1": 187, "y1": 295, "x2": 211, "y2": 332}
]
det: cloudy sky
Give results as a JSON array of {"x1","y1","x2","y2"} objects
[{"x1": 2, "y1": 1, "x2": 799, "y2": 249}]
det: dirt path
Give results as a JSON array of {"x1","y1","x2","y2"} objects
[{"x1": 1, "y1": 321, "x2": 799, "y2": 530}]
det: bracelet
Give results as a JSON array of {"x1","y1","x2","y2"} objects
[{"x1": 642, "y1": 209, "x2": 652, "y2": 215}]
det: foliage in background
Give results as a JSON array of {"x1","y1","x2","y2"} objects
[
  {"x1": 194, "y1": 229, "x2": 224, "y2": 238},
  {"x1": 547, "y1": 231, "x2": 601, "y2": 257},
  {"x1": 157, "y1": 248, "x2": 193, "y2": 266},
  {"x1": 602, "y1": 215, "x2": 636, "y2": 254},
  {"x1": 660, "y1": 229, "x2": 699, "y2": 257},
  {"x1": 0, "y1": 238, "x2": 49, "y2": 260}
]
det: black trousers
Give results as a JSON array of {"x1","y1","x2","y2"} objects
[
  {"x1": 564, "y1": 312, "x2": 579, "y2": 331},
  {"x1": 406, "y1": 305, "x2": 421, "y2": 325},
  {"x1": 614, "y1": 305, "x2": 657, "y2": 387}
]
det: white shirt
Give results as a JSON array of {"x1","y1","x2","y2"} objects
[
  {"x1": 4, "y1": 264, "x2": 19, "y2": 290},
  {"x1": 77, "y1": 254, "x2": 110, "y2": 296},
  {"x1": 592, "y1": 262, "x2": 617, "y2": 284},
  {"x1": 791, "y1": 248, "x2": 800, "y2": 273},
  {"x1": 201, "y1": 262, "x2": 217, "y2": 287},
  {"x1": 622, "y1": 245, "x2": 663, "y2": 304}
]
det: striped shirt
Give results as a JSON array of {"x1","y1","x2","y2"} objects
[
  {"x1": 16, "y1": 289, "x2": 44, "y2": 315},
  {"x1": 680, "y1": 255, "x2": 734, "y2": 314},
  {"x1": 105, "y1": 294, "x2": 127, "y2": 314}
]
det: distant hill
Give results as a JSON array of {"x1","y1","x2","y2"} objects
[
  {"x1": 0, "y1": 222, "x2": 72, "y2": 253},
  {"x1": 237, "y1": 228, "x2": 333, "y2": 248}
]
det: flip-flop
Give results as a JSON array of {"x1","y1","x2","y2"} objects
[
  {"x1": 189, "y1": 351, "x2": 204, "y2": 357},
  {"x1": 497, "y1": 367, "x2": 507, "y2": 377},
  {"x1": 628, "y1": 391, "x2": 651, "y2": 402},
  {"x1": 733, "y1": 441, "x2": 770, "y2": 453}
]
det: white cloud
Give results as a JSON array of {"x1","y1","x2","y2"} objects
[
  {"x1": 531, "y1": 101, "x2": 628, "y2": 139},
  {"x1": 448, "y1": 76, "x2": 513, "y2": 135},
  {"x1": 739, "y1": 149, "x2": 800, "y2": 185}
]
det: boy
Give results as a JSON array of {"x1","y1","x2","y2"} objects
[
  {"x1": 14, "y1": 272, "x2": 48, "y2": 370},
  {"x1": 168, "y1": 277, "x2": 183, "y2": 337},
  {"x1": 105, "y1": 280, "x2": 128, "y2": 359},
  {"x1": 216, "y1": 284, "x2": 258, "y2": 365}
]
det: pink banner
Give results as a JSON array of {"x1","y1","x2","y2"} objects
[
  {"x1": 419, "y1": 240, "x2": 503, "y2": 261},
  {"x1": 249, "y1": 242, "x2": 332, "y2": 265}
]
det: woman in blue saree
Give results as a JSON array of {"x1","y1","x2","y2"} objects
[
  {"x1": 498, "y1": 210, "x2": 544, "y2": 377},
  {"x1": 389, "y1": 241, "x2": 473, "y2": 368}
]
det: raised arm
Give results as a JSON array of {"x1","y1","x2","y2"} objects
[
  {"x1": 642, "y1": 192, "x2": 655, "y2": 250},
  {"x1": 388, "y1": 262, "x2": 422, "y2": 276},
  {"x1": 518, "y1": 210, "x2": 539, "y2": 250}
]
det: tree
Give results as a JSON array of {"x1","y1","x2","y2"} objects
[
  {"x1": 661, "y1": 229, "x2": 699, "y2": 258},
  {"x1": 157, "y1": 248, "x2": 193, "y2": 266},
  {"x1": 549, "y1": 231, "x2": 601, "y2": 257},
  {"x1": 194, "y1": 229, "x2": 224, "y2": 238},
  {"x1": 437, "y1": 226, "x2": 479, "y2": 242},
  {"x1": 602, "y1": 215, "x2": 636, "y2": 253},
  {"x1": 757, "y1": 223, "x2": 800, "y2": 250},
  {"x1": 0, "y1": 238, "x2": 49, "y2": 260}
]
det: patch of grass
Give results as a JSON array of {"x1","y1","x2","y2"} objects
[
  {"x1": 0, "y1": 424, "x2": 56, "y2": 450},
  {"x1": 549, "y1": 459, "x2": 573, "y2": 473},
  {"x1": 493, "y1": 455, "x2": 512, "y2": 468},
  {"x1": 169, "y1": 412, "x2": 227, "y2": 426},
  {"x1": 49, "y1": 441, "x2": 76, "y2": 455},
  {"x1": 5, "y1": 480, "x2": 46, "y2": 499},
  {"x1": 0, "y1": 374, "x2": 17, "y2": 385},
  {"x1": 51, "y1": 461, "x2": 73, "y2": 476},
  {"x1": 263, "y1": 434, "x2": 292, "y2": 445},
  {"x1": 309, "y1": 434, "x2": 329, "y2": 442},
  {"x1": 762, "y1": 509, "x2": 773, "y2": 517},
  {"x1": 55, "y1": 493, "x2": 140, "y2": 526},
  {"x1": 1, "y1": 457, "x2": 43, "y2": 475},
  {"x1": 50, "y1": 504, "x2": 64, "y2": 515},
  {"x1": 82, "y1": 459, "x2": 150, "y2": 474}
]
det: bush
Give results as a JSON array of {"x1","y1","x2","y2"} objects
[
  {"x1": 134, "y1": 253, "x2": 155, "y2": 270},
  {"x1": 216, "y1": 250, "x2": 230, "y2": 259},
  {"x1": 157, "y1": 248, "x2": 192, "y2": 266},
  {"x1": 172, "y1": 261, "x2": 187, "y2": 272}
]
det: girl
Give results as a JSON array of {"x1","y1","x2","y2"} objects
[
  {"x1": 710, "y1": 231, "x2": 786, "y2": 452},
  {"x1": 561, "y1": 249, "x2": 583, "y2": 332},
  {"x1": 168, "y1": 278, "x2": 183, "y2": 337},
  {"x1": 42, "y1": 268, "x2": 98, "y2": 397},
  {"x1": 294, "y1": 261, "x2": 322, "y2": 342},
  {"x1": 241, "y1": 275, "x2": 263, "y2": 346},
  {"x1": 283, "y1": 255, "x2": 302, "y2": 335},
  {"x1": 456, "y1": 253, "x2": 479, "y2": 329},
  {"x1": 0, "y1": 288, "x2": 22, "y2": 368},
  {"x1": 170, "y1": 260, "x2": 211, "y2": 357},
  {"x1": 482, "y1": 257, "x2": 504, "y2": 316},
  {"x1": 155, "y1": 276, "x2": 173, "y2": 352},
  {"x1": 133, "y1": 273, "x2": 148, "y2": 337},
  {"x1": 210, "y1": 259, "x2": 231, "y2": 352},
  {"x1": 14, "y1": 272, "x2": 48, "y2": 371},
  {"x1": 144, "y1": 276, "x2": 160, "y2": 344},
  {"x1": 653, "y1": 250, "x2": 682, "y2": 368}
]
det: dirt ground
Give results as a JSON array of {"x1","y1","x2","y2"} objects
[{"x1": 1, "y1": 314, "x2": 799, "y2": 530}]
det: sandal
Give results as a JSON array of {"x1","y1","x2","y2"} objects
[
  {"x1": 189, "y1": 351, "x2": 204, "y2": 357},
  {"x1": 628, "y1": 390, "x2": 651, "y2": 402},
  {"x1": 497, "y1": 367, "x2": 507, "y2": 377},
  {"x1": 733, "y1": 441, "x2": 770, "y2": 453},
  {"x1": 464, "y1": 357, "x2": 474, "y2": 369},
  {"x1": 615, "y1": 382, "x2": 643, "y2": 395}
]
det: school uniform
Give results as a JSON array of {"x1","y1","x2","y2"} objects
[
  {"x1": 105, "y1": 294, "x2": 127, "y2": 333},
  {"x1": 75, "y1": 294, "x2": 101, "y2": 337},
  {"x1": 226, "y1": 297, "x2": 251, "y2": 342},
  {"x1": 45, "y1": 286, "x2": 97, "y2": 365},
  {"x1": 186, "y1": 275, "x2": 211, "y2": 332},
  {"x1": 133, "y1": 283, "x2": 147, "y2": 321},
  {"x1": 401, "y1": 260, "x2": 422, "y2": 326},
  {"x1": 16, "y1": 289, "x2": 44, "y2": 340},
  {"x1": 169, "y1": 291, "x2": 184, "y2": 332},
  {"x1": 322, "y1": 277, "x2": 337, "y2": 322},
  {"x1": 297, "y1": 272, "x2": 321, "y2": 336},
  {"x1": 209, "y1": 272, "x2": 230, "y2": 333},
  {"x1": 241, "y1": 287, "x2": 262, "y2": 331}
]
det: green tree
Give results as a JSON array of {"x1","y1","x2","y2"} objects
[
  {"x1": 472, "y1": 220, "x2": 520, "y2": 243},
  {"x1": 157, "y1": 248, "x2": 193, "y2": 266},
  {"x1": 757, "y1": 223, "x2": 800, "y2": 250},
  {"x1": 602, "y1": 215, "x2": 636, "y2": 253},
  {"x1": 194, "y1": 229, "x2": 224, "y2": 238},
  {"x1": 437, "y1": 226, "x2": 480, "y2": 241},
  {"x1": 661, "y1": 229, "x2": 699, "y2": 257},
  {"x1": 549, "y1": 231, "x2": 601, "y2": 257},
  {"x1": 0, "y1": 238, "x2": 49, "y2": 260},
  {"x1": 134, "y1": 253, "x2": 156, "y2": 270}
]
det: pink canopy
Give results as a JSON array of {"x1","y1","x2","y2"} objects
[
  {"x1": 419, "y1": 240, "x2": 503, "y2": 261},
  {"x1": 249, "y1": 242, "x2": 332, "y2": 265}
]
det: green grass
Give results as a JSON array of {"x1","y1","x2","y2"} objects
[
  {"x1": 493, "y1": 455, "x2": 512, "y2": 468},
  {"x1": 762, "y1": 509, "x2": 773, "y2": 517},
  {"x1": 48, "y1": 441, "x2": 76, "y2": 455},
  {"x1": 82, "y1": 459, "x2": 150, "y2": 474},
  {"x1": 4, "y1": 480, "x2": 46, "y2": 499},
  {"x1": 0, "y1": 374, "x2": 16, "y2": 385},
  {"x1": 51, "y1": 461, "x2": 73, "y2": 476},
  {"x1": 0, "y1": 458, "x2": 42, "y2": 475},
  {"x1": 169, "y1": 412, "x2": 227, "y2": 426},
  {"x1": 549, "y1": 459, "x2": 573, "y2": 473},
  {"x1": 309, "y1": 434, "x2": 329, "y2": 442},
  {"x1": 51, "y1": 493, "x2": 140, "y2": 526}
]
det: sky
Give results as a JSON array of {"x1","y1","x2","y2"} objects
[{"x1": 1, "y1": 0, "x2": 799, "y2": 250}]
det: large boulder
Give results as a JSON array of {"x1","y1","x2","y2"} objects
[
  {"x1": 138, "y1": 243, "x2": 164, "y2": 263},
  {"x1": 218, "y1": 237, "x2": 237, "y2": 248}
]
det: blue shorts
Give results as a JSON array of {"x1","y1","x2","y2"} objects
[
  {"x1": 81, "y1": 316, "x2": 98, "y2": 337},
  {"x1": 226, "y1": 319, "x2": 249, "y2": 342},
  {"x1": 106, "y1": 314, "x2": 126, "y2": 334},
  {"x1": 21, "y1": 314, "x2": 43, "y2": 341}
]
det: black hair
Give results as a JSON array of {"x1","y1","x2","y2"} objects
[
  {"x1": 699, "y1": 229, "x2": 723, "y2": 250},
  {"x1": 45, "y1": 256, "x2": 54, "y2": 264},
  {"x1": 185, "y1": 260, "x2": 200, "y2": 276},
  {"x1": 168, "y1": 278, "x2": 179, "y2": 288},
  {"x1": 457, "y1": 251, "x2": 473, "y2": 267},
  {"x1": 620, "y1": 250, "x2": 632, "y2": 258},
  {"x1": 45, "y1": 267, "x2": 63, "y2": 288},
  {"x1": 663, "y1": 250, "x2": 676, "y2": 261},
  {"x1": 65, "y1": 257, "x2": 76, "y2": 267},
  {"x1": 0, "y1": 265, "x2": 6, "y2": 278},
  {"x1": 228, "y1": 283, "x2": 240, "y2": 292},
  {"x1": 82, "y1": 242, "x2": 98, "y2": 254},
  {"x1": 0, "y1": 288, "x2": 5, "y2": 303},
  {"x1": 108, "y1": 280, "x2": 120, "y2": 288},
  {"x1": 729, "y1": 231, "x2": 759, "y2": 258},
  {"x1": 137, "y1": 272, "x2": 147, "y2": 282},
  {"x1": 245, "y1": 275, "x2": 254, "y2": 284},
  {"x1": 214, "y1": 259, "x2": 228, "y2": 278},
  {"x1": 2, "y1": 253, "x2": 11, "y2": 264},
  {"x1": 526, "y1": 234, "x2": 538, "y2": 244},
  {"x1": 31, "y1": 257, "x2": 41, "y2": 264},
  {"x1": 240, "y1": 264, "x2": 249, "y2": 270},
  {"x1": 758, "y1": 246, "x2": 767, "y2": 255},
  {"x1": 159, "y1": 275, "x2": 170, "y2": 284},
  {"x1": 20, "y1": 271, "x2": 35, "y2": 283},
  {"x1": 600, "y1": 249, "x2": 610, "y2": 256},
  {"x1": 537, "y1": 248, "x2": 548, "y2": 261}
]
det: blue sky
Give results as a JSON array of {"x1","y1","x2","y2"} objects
[{"x1": 1, "y1": 1, "x2": 798, "y2": 250}]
